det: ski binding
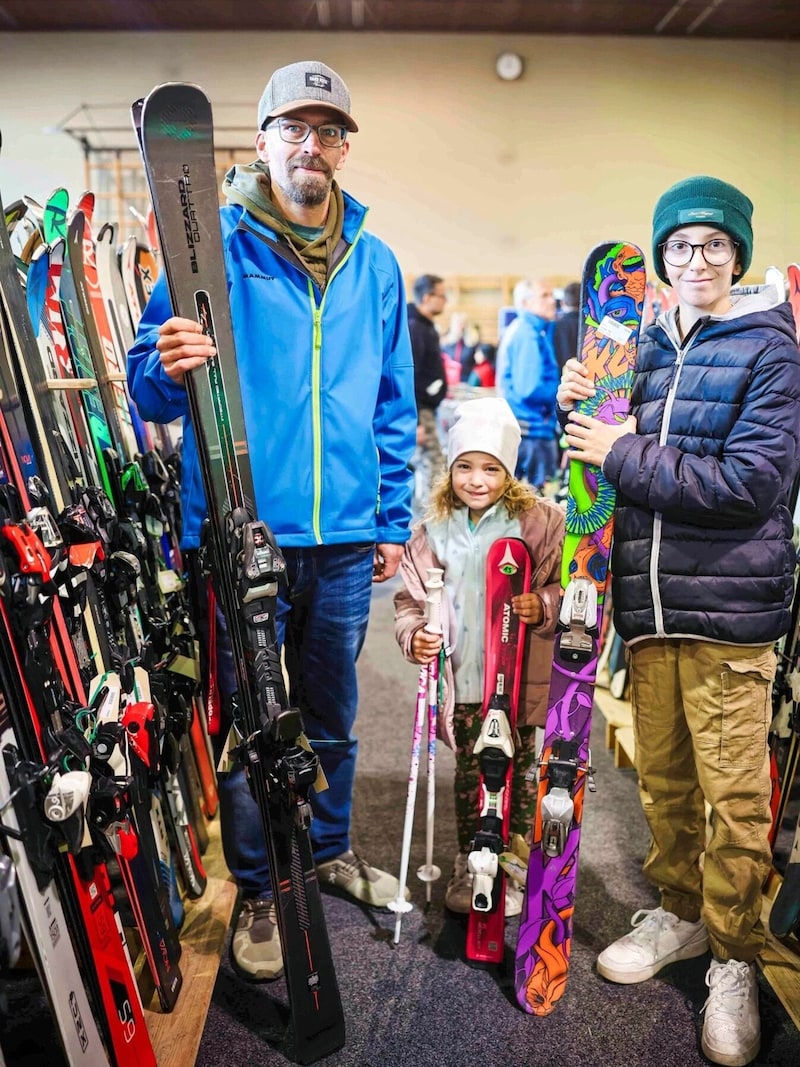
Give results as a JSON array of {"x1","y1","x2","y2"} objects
[
  {"x1": 468, "y1": 697, "x2": 514, "y2": 912},
  {"x1": 558, "y1": 576, "x2": 598, "y2": 663},
  {"x1": 538, "y1": 739, "x2": 596, "y2": 858}
]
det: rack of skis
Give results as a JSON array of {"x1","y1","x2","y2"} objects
[{"x1": 0, "y1": 177, "x2": 219, "y2": 1067}]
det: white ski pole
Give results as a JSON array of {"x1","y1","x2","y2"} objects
[
  {"x1": 388, "y1": 658, "x2": 427, "y2": 942},
  {"x1": 388, "y1": 567, "x2": 445, "y2": 941},
  {"x1": 417, "y1": 568, "x2": 444, "y2": 901}
]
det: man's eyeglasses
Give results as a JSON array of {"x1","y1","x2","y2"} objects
[
  {"x1": 263, "y1": 117, "x2": 347, "y2": 148},
  {"x1": 660, "y1": 238, "x2": 738, "y2": 268}
]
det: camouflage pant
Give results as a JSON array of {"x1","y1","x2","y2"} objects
[{"x1": 453, "y1": 703, "x2": 538, "y2": 854}]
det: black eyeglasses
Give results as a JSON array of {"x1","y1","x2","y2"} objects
[
  {"x1": 263, "y1": 117, "x2": 347, "y2": 148},
  {"x1": 660, "y1": 238, "x2": 738, "y2": 268}
]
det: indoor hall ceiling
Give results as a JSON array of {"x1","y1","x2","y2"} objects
[{"x1": 0, "y1": 1, "x2": 798, "y2": 42}]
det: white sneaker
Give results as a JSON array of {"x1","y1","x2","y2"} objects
[
  {"x1": 505, "y1": 882, "x2": 524, "y2": 918},
  {"x1": 701, "y1": 959, "x2": 760, "y2": 1067},
  {"x1": 596, "y1": 906, "x2": 709, "y2": 984}
]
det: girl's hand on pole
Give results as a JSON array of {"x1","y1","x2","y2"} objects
[{"x1": 411, "y1": 628, "x2": 443, "y2": 664}]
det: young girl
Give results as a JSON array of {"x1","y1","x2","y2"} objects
[
  {"x1": 394, "y1": 397, "x2": 565, "y2": 915},
  {"x1": 558, "y1": 175, "x2": 800, "y2": 1067}
]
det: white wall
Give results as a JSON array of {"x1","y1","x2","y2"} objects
[{"x1": 1, "y1": 30, "x2": 798, "y2": 281}]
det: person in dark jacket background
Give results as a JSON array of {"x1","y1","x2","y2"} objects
[
  {"x1": 553, "y1": 280, "x2": 581, "y2": 369},
  {"x1": 557, "y1": 175, "x2": 800, "y2": 1067},
  {"x1": 408, "y1": 273, "x2": 448, "y2": 499}
]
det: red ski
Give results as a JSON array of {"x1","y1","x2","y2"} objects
[{"x1": 466, "y1": 537, "x2": 531, "y2": 963}]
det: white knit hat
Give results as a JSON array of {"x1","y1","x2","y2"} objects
[{"x1": 446, "y1": 397, "x2": 521, "y2": 475}]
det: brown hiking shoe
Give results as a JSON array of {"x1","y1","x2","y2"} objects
[
  {"x1": 316, "y1": 850, "x2": 409, "y2": 909},
  {"x1": 231, "y1": 898, "x2": 283, "y2": 981},
  {"x1": 444, "y1": 853, "x2": 472, "y2": 914}
]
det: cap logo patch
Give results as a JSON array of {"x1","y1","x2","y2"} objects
[
  {"x1": 678, "y1": 208, "x2": 724, "y2": 224},
  {"x1": 306, "y1": 72, "x2": 332, "y2": 92}
]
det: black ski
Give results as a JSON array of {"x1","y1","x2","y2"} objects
[{"x1": 136, "y1": 82, "x2": 345, "y2": 1064}]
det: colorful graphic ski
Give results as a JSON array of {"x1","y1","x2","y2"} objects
[
  {"x1": 515, "y1": 241, "x2": 645, "y2": 1015},
  {"x1": 466, "y1": 537, "x2": 531, "y2": 963}
]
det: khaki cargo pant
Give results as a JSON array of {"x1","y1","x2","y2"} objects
[{"x1": 628, "y1": 638, "x2": 775, "y2": 962}]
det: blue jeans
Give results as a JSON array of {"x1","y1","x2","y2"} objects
[
  {"x1": 212, "y1": 543, "x2": 374, "y2": 899},
  {"x1": 515, "y1": 435, "x2": 559, "y2": 488}
]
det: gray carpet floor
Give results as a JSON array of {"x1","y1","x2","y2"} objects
[{"x1": 195, "y1": 580, "x2": 800, "y2": 1067}]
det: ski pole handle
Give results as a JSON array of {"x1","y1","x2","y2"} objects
[{"x1": 424, "y1": 567, "x2": 444, "y2": 636}]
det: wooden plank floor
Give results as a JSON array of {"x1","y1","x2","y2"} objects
[
  {"x1": 760, "y1": 874, "x2": 800, "y2": 1029},
  {"x1": 594, "y1": 686, "x2": 636, "y2": 767},
  {"x1": 141, "y1": 816, "x2": 237, "y2": 1066},
  {"x1": 593, "y1": 685, "x2": 800, "y2": 1029}
]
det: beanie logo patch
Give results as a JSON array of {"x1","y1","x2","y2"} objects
[
  {"x1": 305, "y1": 73, "x2": 332, "y2": 92},
  {"x1": 678, "y1": 208, "x2": 724, "y2": 224}
]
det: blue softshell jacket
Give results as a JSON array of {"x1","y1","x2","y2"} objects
[{"x1": 127, "y1": 192, "x2": 417, "y2": 551}]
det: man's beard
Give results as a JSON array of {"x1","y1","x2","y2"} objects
[{"x1": 283, "y1": 155, "x2": 333, "y2": 207}]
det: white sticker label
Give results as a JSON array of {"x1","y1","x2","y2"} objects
[{"x1": 596, "y1": 314, "x2": 633, "y2": 344}]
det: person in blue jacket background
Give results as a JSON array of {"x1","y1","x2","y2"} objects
[
  {"x1": 498, "y1": 277, "x2": 560, "y2": 491},
  {"x1": 558, "y1": 175, "x2": 800, "y2": 1067},
  {"x1": 128, "y1": 59, "x2": 417, "y2": 982}
]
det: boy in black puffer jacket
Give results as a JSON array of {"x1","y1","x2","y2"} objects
[{"x1": 558, "y1": 176, "x2": 800, "y2": 1067}]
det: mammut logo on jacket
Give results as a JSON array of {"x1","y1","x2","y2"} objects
[{"x1": 243, "y1": 272, "x2": 275, "y2": 281}]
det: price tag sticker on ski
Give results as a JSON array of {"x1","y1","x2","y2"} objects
[{"x1": 596, "y1": 314, "x2": 633, "y2": 345}]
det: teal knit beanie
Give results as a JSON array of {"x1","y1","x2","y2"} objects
[{"x1": 652, "y1": 175, "x2": 753, "y2": 284}]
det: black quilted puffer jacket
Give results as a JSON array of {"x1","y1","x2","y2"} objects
[{"x1": 603, "y1": 296, "x2": 800, "y2": 646}]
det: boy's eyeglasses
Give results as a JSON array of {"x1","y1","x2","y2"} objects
[{"x1": 660, "y1": 238, "x2": 738, "y2": 268}]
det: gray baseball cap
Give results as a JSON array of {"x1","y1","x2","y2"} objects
[{"x1": 258, "y1": 60, "x2": 358, "y2": 133}]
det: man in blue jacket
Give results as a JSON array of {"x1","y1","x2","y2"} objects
[{"x1": 128, "y1": 60, "x2": 417, "y2": 981}]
